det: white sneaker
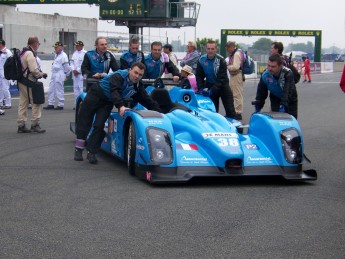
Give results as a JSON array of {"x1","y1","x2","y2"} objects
[{"x1": 0, "y1": 109, "x2": 5, "y2": 115}]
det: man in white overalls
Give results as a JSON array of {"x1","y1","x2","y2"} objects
[
  {"x1": 0, "y1": 39, "x2": 13, "y2": 109},
  {"x1": 44, "y1": 42, "x2": 71, "y2": 110},
  {"x1": 71, "y1": 41, "x2": 86, "y2": 106}
]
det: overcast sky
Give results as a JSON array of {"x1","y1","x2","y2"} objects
[{"x1": 17, "y1": 0, "x2": 345, "y2": 50}]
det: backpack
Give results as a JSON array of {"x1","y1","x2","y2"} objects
[
  {"x1": 239, "y1": 50, "x2": 255, "y2": 75},
  {"x1": 284, "y1": 54, "x2": 300, "y2": 84},
  {"x1": 4, "y1": 48, "x2": 23, "y2": 81},
  {"x1": 287, "y1": 63, "x2": 301, "y2": 84}
]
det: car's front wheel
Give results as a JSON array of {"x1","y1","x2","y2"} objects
[{"x1": 127, "y1": 121, "x2": 136, "y2": 175}]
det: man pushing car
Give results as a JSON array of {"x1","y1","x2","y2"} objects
[{"x1": 74, "y1": 62, "x2": 160, "y2": 164}]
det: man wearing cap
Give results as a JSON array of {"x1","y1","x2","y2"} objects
[
  {"x1": 0, "y1": 39, "x2": 13, "y2": 109},
  {"x1": 71, "y1": 41, "x2": 86, "y2": 104},
  {"x1": 120, "y1": 36, "x2": 145, "y2": 69},
  {"x1": 163, "y1": 43, "x2": 179, "y2": 78},
  {"x1": 81, "y1": 37, "x2": 119, "y2": 91},
  {"x1": 44, "y1": 42, "x2": 71, "y2": 110}
]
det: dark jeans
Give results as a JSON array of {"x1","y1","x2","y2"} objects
[
  {"x1": 210, "y1": 85, "x2": 236, "y2": 118},
  {"x1": 76, "y1": 84, "x2": 113, "y2": 154}
]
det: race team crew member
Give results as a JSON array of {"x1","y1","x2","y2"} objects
[
  {"x1": 74, "y1": 62, "x2": 160, "y2": 164},
  {"x1": 196, "y1": 40, "x2": 236, "y2": 119},
  {"x1": 143, "y1": 41, "x2": 180, "y2": 81},
  {"x1": 120, "y1": 36, "x2": 145, "y2": 69},
  {"x1": 70, "y1": 40, "x2": 86, "y2": 104},
  {"x1": 254, "y1": 53, "x2": 298, "y2": 118},
  {"x1": 81, "y1": 37, "x2": 119, "y2": 90}
]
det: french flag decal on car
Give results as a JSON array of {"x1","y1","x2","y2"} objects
[{"x1": 176, "y1": 144, "x2": 198, "y2": 150}]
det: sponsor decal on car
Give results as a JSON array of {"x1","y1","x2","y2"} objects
[
  {"x1": 279, "y1": 121, "x2": 292, "y2": 126},
  {"x1": 245, "y1": 144, "x2": 259, "y2": 150},
  {"x1": 147, "y1": 120, "x2": 163, "y2": 125},
  {"x1": 180, "y1": 156, "x2": 208, "y2": 164},
  {"x1": 198, "y1": 99, "x2": 212, "y2": 104},
  {"x1": 191, "y1": 111, "x2": 207, "y2": 121},
  {"x1": 247, "y1": 156, "x2": 273, "y2": 164},
  {"x1": 202, "y1": 132, "x2": 238, "y2": 139}
]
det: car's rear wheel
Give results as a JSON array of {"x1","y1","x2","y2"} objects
[{"x1": 127, "y1": 121, "x2": 136, "y2": 175}]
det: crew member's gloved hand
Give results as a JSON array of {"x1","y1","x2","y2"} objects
[
  {"x1": 196, "y1": 88, "x2": 203, "y2": 94},
  {"x1": 254, "y1": 105, "x2": 261, "y2": 113},
  {"x1": 42, "y1": 73, "x2": 48, "y2": 79},
  {"x1": 279, "y1": 104, "x2": 286, "y2": 113}
]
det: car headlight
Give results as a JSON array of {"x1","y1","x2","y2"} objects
[
  {"x1": 147, "y1": 127, "x2": 173, "y2": 164},
  {"x1": 280, "y1": 128, "x2": 302, "y2": 164}
]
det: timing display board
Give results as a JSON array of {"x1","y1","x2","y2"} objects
[
  {"x1": 0, "y1": 0, "x2": 99, "y2": 3},
  {"x1": 100, "y1": 0, "x2": 168, "y2": 19},
  {"x1": 100, "y1": 0, "x2": 146, "y2": 19}
]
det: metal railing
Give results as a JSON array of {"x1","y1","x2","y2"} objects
[{"x1": 168, "y1": 1, "x2": 200, "y2": 26}]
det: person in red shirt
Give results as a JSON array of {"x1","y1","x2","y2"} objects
[
  {"x1": 302, "y1": 56, "x2": 311, "y2": 83},
  {"x1": 340, "y1": 65, "x2": 345, "y2": 93}
]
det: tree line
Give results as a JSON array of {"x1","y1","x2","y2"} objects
[{"x1": 193, "y1": 37, "x2": 344, "y2": 55}]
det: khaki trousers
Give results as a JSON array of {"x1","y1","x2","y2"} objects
[
  {"x1": 229, "y1": 73, "x2": 244, "y2": 114},
  {"x1": 17, "y1": 82, "x2": 42, "y2": 126}
]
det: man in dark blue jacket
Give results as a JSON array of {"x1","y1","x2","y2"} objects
[
  {"x1": 81, "y1": 37, "x2": 119, "y2": 91},
  {"x1": 196, "y1": 40, "x2": 236, "y2": 119},
  {"x1": 74, "y1": 62, "x2": 160, "y2": 164},
  {"x1": 144, "y1": 41, "x2": 180, "y2": 81},
  {"x1": 254, "y1": 53, "x2": 298, "y2": 118},
  {"x1": 120, "y1": 36, "x2": 145, "y2": 69}
]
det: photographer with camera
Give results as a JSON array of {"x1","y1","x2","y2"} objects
[{"x1": 17, "y1": 36, "x2": 48, "y2": 133}]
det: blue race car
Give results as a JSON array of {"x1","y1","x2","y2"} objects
[{"x1": 71, "y1": 78, "x2": 317, "y2": 183}]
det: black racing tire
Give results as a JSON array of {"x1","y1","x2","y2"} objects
[{"x1": 126, "y1": 121, "x2": 136, "y2": 175}]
